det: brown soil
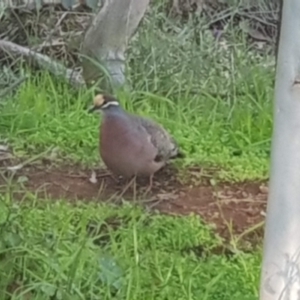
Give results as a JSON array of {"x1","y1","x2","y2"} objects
[{"x1": 0, "y1": 161, "x2": 268, "y2": 245}]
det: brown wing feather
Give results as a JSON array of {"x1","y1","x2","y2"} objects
[{"x1": 130, "y1": 114, "x2": 180, "y2": 161}]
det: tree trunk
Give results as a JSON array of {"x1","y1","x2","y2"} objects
[
  {"x1": 260, "y1": 0, "x2": 300, "y2": 299},
  {"x1": 81, "y1": 0, "x2": 150, "y2": 92}
]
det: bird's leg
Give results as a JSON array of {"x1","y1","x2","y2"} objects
[
  {"x1": 109, "y1": 173, "x2": 124, "y2": 185},
  {"x1": 110, "y1": 173, "x2": 118, "y2": 182},
  {"x1": 143, "y1": 174, "x2": 154, "y2": 197},
  {"x1": 117, "y1": 176, "x2": 136, "y2": 200},
  {"x1": 115, "y1": 175, "x2": 125, "y2": 186}
]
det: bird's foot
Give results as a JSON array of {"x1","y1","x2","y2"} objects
[
  {"x1": 116, "y1": 176, "x2": 137, "y2": 201},
  {"x1": 142, "y1": 175, "x2": 154, "y2": 198},
  {"x1": 109, "y1": 174, "x2": 124, "y2": 185}
]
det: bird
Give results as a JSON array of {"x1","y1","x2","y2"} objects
[{"x1": 88, "y1": 94, "x2": 184, "y2": 191}]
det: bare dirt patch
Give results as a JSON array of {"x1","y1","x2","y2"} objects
[{"x1": 0, "y1": 162, "x2": 268, "y2": 243}]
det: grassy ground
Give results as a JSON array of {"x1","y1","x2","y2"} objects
[
  {"x1": 0, "y1": 5, "x2": 276, "y2": 299},
  {"x1": 0, "y1": 196, "x2": 260, "y2": 300},
  {"x1": 0, "y1": 9, "x2": 275, "y2": 181},
  {"x1": 0, "y1": 62, "x2": 273, "y2": 182}
]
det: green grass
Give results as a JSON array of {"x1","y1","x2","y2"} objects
[
  {"x1": 0, "y1": 5, "x2": 276, "y2": 181},
  {"x1": 0, "y1": 4, "x2": 276, "y2": 298},
  {"x1": 0, "y1": 63, "x2": 274, "y2": 181},
  {"x1": 0, "y1": 194, "x2": 261, "y2": 300},
  {"x1": 0, "y1": 62, "x2": 268, "y2": 298}
]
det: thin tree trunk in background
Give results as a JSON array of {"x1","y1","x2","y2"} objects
[
  {"x1": 81, "y1": 0, "x2": 150, "y2": 92},
  {"x1": 260, "y1": 0, "x2": 300, "y2": 299}
]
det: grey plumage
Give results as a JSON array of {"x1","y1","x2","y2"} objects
[
  {"x1": 131, "y1": 115, "x2": 182, "y2": 161},
  {"x1": 88, "y1": 94, "x2": 184, "y2": 180}
]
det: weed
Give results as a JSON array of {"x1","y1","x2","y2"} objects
[{"x1": 0, "y1": 196, "x2": 261, "y2": 300}]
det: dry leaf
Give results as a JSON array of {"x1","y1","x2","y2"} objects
[{"x1": 89, "y1": 170, "x2": 98, "y2": 184}]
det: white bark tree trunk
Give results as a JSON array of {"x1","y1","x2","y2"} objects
[
  {"x1": 260, "y1": 0, "x2": 300, "y2": 299},
  {"x1": 81, "y1": 0, "x2": 150, "y2": 92}
]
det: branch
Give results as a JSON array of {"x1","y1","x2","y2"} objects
[
  {"x1": 0, "y1": 40, "x2": 86, "y2": 88},
  {"x1": 81, "y1": 0, "x2": 150, "y2": 91}
]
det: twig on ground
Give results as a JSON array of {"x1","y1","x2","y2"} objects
[
  {"x1": 0, "y1": 39, "x2": 86, "y2": 88},
  {"x1": 238, "y1": 11, "x2": 277, "y2": 28},
  {"x1": 4, "y1": 147, "x2": 54, "y2": 172},
  {"x1": 206, "y1": 8, "x2": 236, "y2": 28},
  {"x1": 0, "y1": 144, "x2": 13, "y2": 161}
]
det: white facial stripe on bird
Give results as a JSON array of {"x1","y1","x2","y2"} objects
[{"x1": 101, "y1": 101, "x2": 119, "y2": 109}]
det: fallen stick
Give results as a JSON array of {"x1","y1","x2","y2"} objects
[{"x1": 0, "y1": 39, "x2": 86, "y2": 88}]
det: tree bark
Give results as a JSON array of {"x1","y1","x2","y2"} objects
[
  {"x1": 259, "y1": 0, "x2": 300, "y2": 299},
  {"x1": 81, "y1": 0, "x2": 150, "y2": 92}
]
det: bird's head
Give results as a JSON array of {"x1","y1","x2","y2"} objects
[{"x1": 88, "y1": 94, "x2": 120, "y2": 113}]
